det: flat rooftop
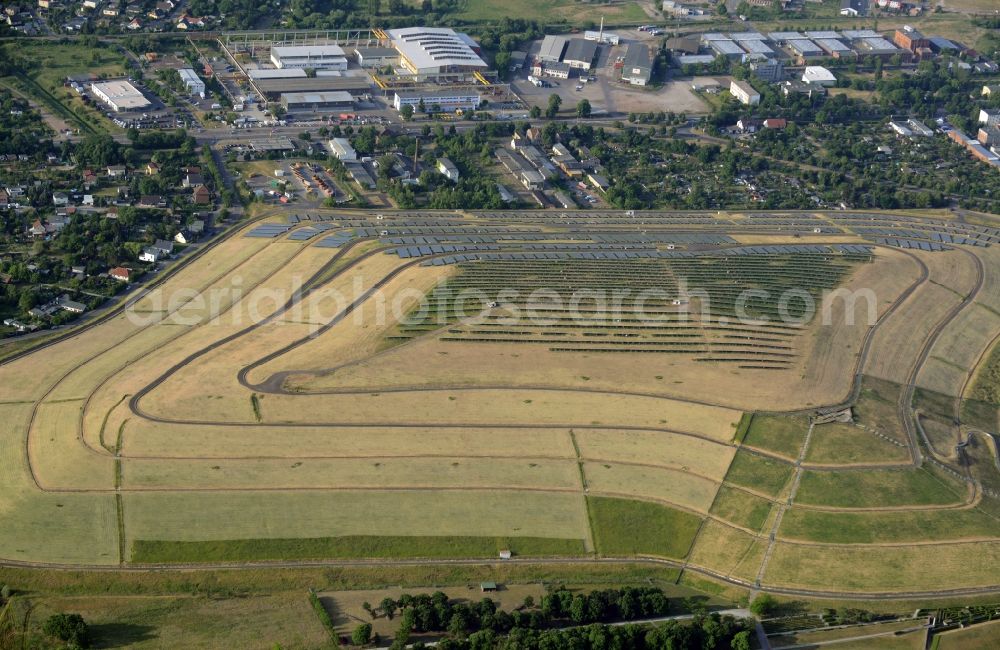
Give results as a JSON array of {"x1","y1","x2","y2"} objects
[
  {"x1": 281, "y1": 91, "x2": 354, "y2": 104},
  {"x1": 91, "y1": 80, "x2": 149, "y2": 109},
  {"x1": 271, "y1": 44, "x2": 346, "y2": 59}
]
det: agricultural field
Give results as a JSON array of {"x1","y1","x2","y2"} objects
[{"x1": 0, "y1": 207, "x2": 999, "y2": 603}]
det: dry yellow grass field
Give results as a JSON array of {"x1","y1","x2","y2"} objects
[
  {"x1": 764, "y1": 541, "x2": 1000, "y2": 591},
  {"x1": 687, "y1": 520, "x2": 765, "y2": 583},
  {"x1": 29, "y1": 399, "x2": 114, "y2": 490},
  {"x1": 123, "y1": 456, "x2": 582, "y2": 491},
  {"x1": 123, "y1": 490, "x2": 590, "y2": 548},
  {"x1": 574, "y1": 429, "x2": 735, "y2": 479},
  {"x1": 121, "y1": 422, "x2": 576, "y2": 459},
  {"x1": 919, "y1": 303, "x2": 1000, "y2": 397},
  {"x1": 582, "y1": 462, "x2": 719, "y2": 512},
  {"x1": 863, "y1": 249, "x2": 975, "y2": 383},
  {"x1": 289, "y1": 250, "x2": 915, "y2": 412}
]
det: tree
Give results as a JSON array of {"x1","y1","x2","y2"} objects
[
  {"x1": 417, "y1": 97, "x2": 426, "y2": 114},
  {"x1": 299, "y1": 131, "x2": 311, "y2": 141},
  {"x1": 400, "y1": 104, "x2": 414, "y2": 121},
  {"x1": 529, "y1": 105, "x2": 542, "y2": 119},
  {"x1": 352, "y1": 623, "x2": 373, "y2": 646},
  {"x1": 381, "y1": 597, "x2": 397, "y2": 620},
  {"x1": 750, "y1": 594, "x2": 778, "y2": 618},
  {"x1": 731, "y1": 630, "x2": 752, "y2": 650},
  {"x1": 43, "y1": 613, "x2": 89, "y2": 647},
  {"x1": 545, "y1": 93, "x2": 562, "y2": 119},
  {"x1": 576, "y1": 98, "x2": 591, "y2": 118},
  {"x1": 362, "y1": 601, "x2": 375, "y2": 619}
]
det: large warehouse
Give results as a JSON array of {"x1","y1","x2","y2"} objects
[
  {"x1": 280, "y1": 91, "x2": 354, "y2": 111},
  {"x1": 392, "y1": 89, "x2": 481, "y2": 113},
  {"x1": 387, "y1": 27, "x2": 488, "y2": 75},
  {"x1": 90, "y1": 80, "x2": 150, "y2": 111},
  {"x1": 270, "y1": 45, "x2": 348, "y2": 70}
]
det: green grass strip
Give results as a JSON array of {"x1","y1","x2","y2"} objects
[
  {"x1": 587, "y1": 496, "x2": 702, "y2": 560},
  {"x1": 733, "y1": 412, "x2": 753, "y2": 444},
  {"x1": 308, "y1": 590, "x2": 340, "y2": 647},
  {"x1": 131, "y1": 535, "x2": 586, "y2": 563}
]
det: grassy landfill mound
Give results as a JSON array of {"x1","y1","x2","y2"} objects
[{"x1": 1, "y1": 208, "x2": 1000, "y2": 600}]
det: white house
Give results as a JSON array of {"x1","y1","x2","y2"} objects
[
  {"x1": 139, "y1": 247, "x2": 160, "y2": 263},
  {"x1": 437, "y1": 157, "x2": 460, "y2": 182},
  {"x1": 729, "y1": 79, "x2": 760, "y2": 106}
]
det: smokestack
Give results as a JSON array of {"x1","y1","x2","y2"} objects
[{"x1": 599, "y1": 16, "x2": 604, "y2": 43}]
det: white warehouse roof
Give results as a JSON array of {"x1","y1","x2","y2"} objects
[
  {"x1": 91, "y1": 80, "x2": 149, "y2": 110},
  {"x1": 271, "y1": 45, "x2": 346, "y2": 60},
  {"x1": 178, "y1": 68, "x2": 202, "y2": 83},
  {"x1": 387, "y1": 27, "x2": 487, "y2": 71},
  {"x1": 802, "y1": 66, "x2": 837, "y2": 83},
  {"x1": 249, "y1": 68, "x2": 308, "y2": 79}
]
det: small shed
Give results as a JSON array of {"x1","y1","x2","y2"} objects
[
  {"x1": 480, "y1": 582, "x2": 498, "y2": 592},
  {"x1": 499, "y1": 550, "x2": 512, "y2": 560}
]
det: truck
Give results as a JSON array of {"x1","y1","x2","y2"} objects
[{"x1": 527, "y1": 75, "x2": 543, "y2": 87}]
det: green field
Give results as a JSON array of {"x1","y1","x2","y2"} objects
[
  {"x1": 779, "y1": 508, "x2": 1000, "y2": 544},
  {"x1": 132, "y1": 535, "x2": 587, "y2": 563},
  {"x1": 454, "y1": 0, "x2": 648, "y2": 23},
  {"x1": 742, "y1": 414, "x2": 809, "y2": 458},
  {"x1": 588, "y1": 496, "x2": 702, "y2": 559},
  {"x1": 805, "y1": 422, "x2": 912, "y2": 465},
  {"x1": 723, "y1": 450, "x2": 794, "y2": 498},
  {"x1": 710, "y1": 486, "x2": 773, "y2": 532},
  {"x1": 795, "y1": 467, "x2": 968, "y2": 508}
]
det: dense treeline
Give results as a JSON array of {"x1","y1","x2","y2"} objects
[{"x1": 373, "y1": 588, "x2": 751, "y2": 650}]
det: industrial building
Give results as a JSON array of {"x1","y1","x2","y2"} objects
[
  {"x1": 563, "y1": 39, "x2": 599, "y2": 69},
  {"x1": 354, "y1": 46, "x2": 399, "y2": 68},
  {"x1": 893, "y1": 26, "x2": 929, "y2": 52},
  {"x1": 852, "y1": 36, "x2": 904, "y2": 60},
  {"x1": 621, "y1": 43, "x2": 652, "y2": 86},
  {"x1": 729, "y1": 79, "x2": 760, "y2": 106},
  {"x1": 437, "y1": 157, "x2": 460, "y2": 181},
  {"x1": 787, "y1": 39, "x2": 824, "y2": 59},
  {"x1": 252, "y1": 76, "x2": 371, "y2": 100},
  {"x1": 387, "y1": 27, "x2": 487, "y2": 75},
  {"x1": 708, "y1": 39, "x2": 744, "y2": 61},
  {"x1": 177, "y1": 68, "x2": 205, "y2": 98},
  {"x1": 584, "y1": 30, "x2": 620, "y2": 45},
  {"x1": 802, "y1": 66, "x2": 836, "y2": 86},
  {"x1": 539, "y1": 35, "x2": 569, "y2": 63},
  {"x1": 751, "y1": 59, "x2": 784, "y2": 82},
  {"x1": 270, "y1": 45, "x2": 348, "y2": 70},
  {"x1": 248, "y1": 68, "x2": 308, "y2": 80},
  {"x1": 392, "y1": 90, "x2": 481, "y2": 112},
  {"x1": 328, "y1": 137, "x2": 357, "y2": 161},
  {"x1": 814, "y1": 38, "x2": 854, "y2": 59},
  {"x1": 280, "y1": 91, "x2": 354, "y2": 111},
  {"x1": 91, "y1": 80, "x2": 150, "y2": 111},
  {"x1": 543, "y1": 61, "x2": 571, "y2": 79}
]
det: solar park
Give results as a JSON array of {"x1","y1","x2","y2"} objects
[{"x1": 3, "y1": 208, "x2": 1000, "y2": 599}]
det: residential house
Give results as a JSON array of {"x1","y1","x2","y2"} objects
[
  {"x1": 106, "y1": 165, "x2": 127, "y2": 178},
  {"x1": 146, "y1": 162, "x2": 160, "y2": 175},
  {"x1": 138, "y1": 195, "x2": 166, "y2": 208},
  {"x1": 109, "y1": 267, "x2": 131, "y2": 282},
  {"x1": 763, "y1": 118, "x2": 787, "y2": 129},
  {"x1": 192, "y1": 185, "x2": 210, "y2": 205},
  {"x1": 0, "y1": 188, "x2": 9, "y2": 208},
  {"x1": 436, "y1": 157, "x2": 460, "y2": 182},
  {"x1": 29, "y1": 219, "x2": 47, "y2": 237},
  {"x1": 58, "y1": 295, "x2": 86, "y2": 313},
  {"x1": 52, "y1": 191, "x2": 69, "y2": 206},
  {"x1": 82, "y1": 169, "x2": 97, "y2": 186},
  {"x1": 139, "y1": 247, "x2": 160, "y2": 263},
  {"x1": 82, "y1": 194, "x2": 94, "y2": 206},
  {"x1": 182, "y1": 172, "x2": 204, "y2": 188},
  {"x1": 151, "y1": 239, "x2": 174, "y2": 257}
]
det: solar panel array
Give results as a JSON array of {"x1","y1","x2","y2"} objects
[
  {"x1": 421, "y1": 244, "x2": 872, "y2": 266},
  {"x1": 855, "y1": 228, "x2": 993, "y2": 247},
  {"x1": 245, "y1": 224, "x2": 292, "y2": 238},
  {"x1": 874, "y1": 238, "x2": 949, "y2": 251},
  {"x1": 287, "y1": 227, "x2": 320, "y2": 241},
  {"x1": 314, "y1": 233, "x2": 354, "y2": 248}
]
